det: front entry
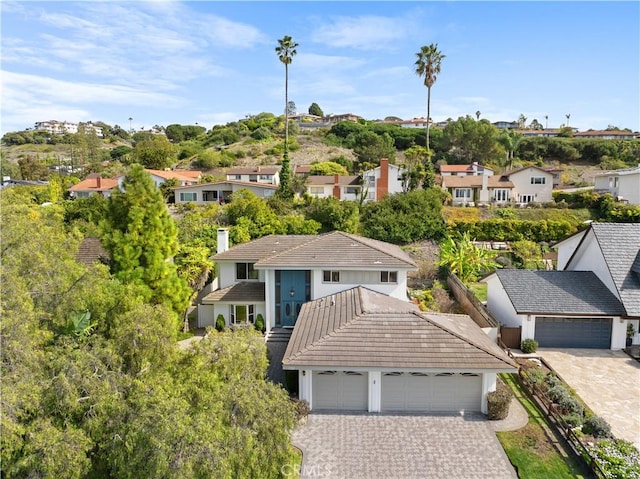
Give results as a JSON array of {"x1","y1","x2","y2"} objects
[{"x1": 276, "y1": 270, "x2": 310, "y2": 327}]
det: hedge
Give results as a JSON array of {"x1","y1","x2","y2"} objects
[{"x1": 447, "y1": 219, "x2": 577, "y2": 242}]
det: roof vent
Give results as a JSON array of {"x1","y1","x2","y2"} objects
[{"x1": 374, "y1": 260, "x2": 382, "y2": 264}]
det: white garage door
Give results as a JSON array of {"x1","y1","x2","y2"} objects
[
  {"x1": 382, "y1": 372, "x2": 482, "y2": 412},
  {"x1": 313, "y1": 371, "x2": 368, "y2": 411}
]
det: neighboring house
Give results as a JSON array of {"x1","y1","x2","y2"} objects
[
  {"x1": 515, "y1": 129, "x2": 561, "y2": 138},
  {"x1": 34, "y1": 120, "x2": 78, "y2": 135},
  {"x1": 441, "y1": 175, "x2": 514, "y2": 205},
  {"x1": 306, "y1": 175, "x2": 361, "y2": 201},
  {"x1": 225, "y1": 166, "x2": 280, "y2": 185},
  {"x1": 544, "y1": 167, "x2": 564, "y2": 188},
  {"x1": 141, "y1": 169, "x2": 201, "y2": 188},
  {"x1": 503, "y1": 166, "x2": 554, "y2": 204},
  {"x1": 283, "y1": 287, "x2": 517, "y2": 413},
  {"x1": 398, "y1": 117, "x2": 430, "y2": 129},
  {"x1": 594, "y1": 165, "x2": 640, "y2": 204},
  {"x1": 68, "y1": 174, "x2": 119, "y2": 198},
  {"x1": 484, "y1": 222, "x2": 640, "y2": 349},
  {"x1": 201, "y1": 229, "x2": 517, "y2": 413},
  {"x1": 492, "y1": 121, "x2": 519, "y2": 130},
  {"x1": 325, "y1": 113, "x2": 361, "y2": 124},
  {"x1": 75, "y1": 237, "x2": 110, "y2": 266},
  {"x1": 361, "y1": 159, "x2": 407, "y2": 202},
  {"x1": 173, "y1": 180, "x2": 277, "y2": 204},
  {"x1": 293, "y1": 164, "x2": 312, "y2": 176},
  {"x1": 574, "y1": 130, "x2": 638, "y2": 140},
  {"x1": 439, "y1": 162, "x2": 494, "y2": 177}
]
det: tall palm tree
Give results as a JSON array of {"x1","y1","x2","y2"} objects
[
  {"x1": 275, "y1": 36, "x2": 298, "y2": 159},
  {"x1": 545, "y1": 115, "x2": 548, "y2": 129},
  {"x1": 414, "y1": 44, "x2": 445, "y2": 152},
  {"x1": 475, "y1": 111, "x2": 481, "y2": 121},
  {"x1": 565, "y1": 113, "x2": 571, "y2": 127}
]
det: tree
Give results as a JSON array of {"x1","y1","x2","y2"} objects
[
  {"x1": 287, "y1": 101, "x2": 296, "y2": 116},
  {"x1": 497, "y1": 129, "x2": 523, "y2": 170},
  {"x1": 304, "y1": 197, "x2": 359, "y2": 233},
  {"x1": 100, "y1": 164, "x2": 190, "y2": 317},
  {"x1": 308, "y1": 102, "x2": 324, "y2": 117},
  {"x1": 18, "y1": 156, "x2": 51, "y2": 180},
  {"x1": 132, "y1": 135, "x2": 175, "y2": 169},
  {"x1": 438, "y1": 232, "x2": 501, "y2": 283},
  {"x1": 309, "y1": 161, "x2": 348, "y2": 176},
  {"x1": 475, "y1": 111, "x2": 481, "y2": 120},
  {"x1": 518, "y1": 114, "x2": 527, "y2": 129},
  {"x1": 275, "y1": 35, "x2": 298, "y2": 199},
  {"x1": 401, "y1": 146, "x2": 433, "y2": 190},
  {"x1": 442, "y1": 116, "x2": 503, "y2": 164},
  {"x1": 414, "y1": 44, "x2": 445, "y2": 152},
  {"x1": 353, "y1": 130, "x2": 395, "y2": 167},
  {"x1": 565, "y1": 113, "x2": 571, "y2": 126}
]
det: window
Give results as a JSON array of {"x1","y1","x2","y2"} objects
[
  {"x1": 309, "y1": 187, "x2": 324, "y2": 195},
  {"x1": 518, "y1": 194, "x2": 535, "y2": 204},
  {"x1": 454, "y1": 188, "x2": 472, "y2": 199},
  {"x1": 236, "y1": 262, "x2": 258, "y2": 280},
  {"x1": 232, "y1": 174, "x2": 241, "y2": 180},
  {"x1": 259, "y1": 174, "x2": 272, "y2": 180},
  {"x1": 75, "y1": 191, "x2": 90, "y2": 198},
  {"x1": 323, "y1": 270, "x2": 340, "y2": 283},
  {"x1": 345, "y1": 186, "x2": 359, "y2": 195},
  {"x1": 179, "y1": 192, "x2": 197, "y2": 202},
  {"x1": 530, "y1": 177, "x2": 546, "y2": 185},
  {"x1": 367, "y1": 175, "x2": 376, "y2": 186},
  {"x1": 202, "y1": 190, "x2": 218, "y2": 202},
  {"x1": 380, "y1": 271, "x2": 398, "y2": 283},
  {"x1": 493, "y1": 189, "x2": 509, "y2": 202},
  {"x1": 230, "y1": 304, "x2": 255, "y2": 324},
  {"x1": 249, "y1": 174, "x2": 258, "y2": 182}
]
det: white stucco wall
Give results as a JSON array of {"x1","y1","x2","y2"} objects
[
  {"x1": 509, "y1": 168, "x2": 553, "y2": 203},
  {"x1": 555, "y1": 230, "x2": 587, "y2": 270},
  {"x1": 217, "y1": 262, "x2": 237, "y2": 288},
  {"x1": 310, "y1": 269, "x2": 409, "y2": 300},
  {"x1": 299, "y1": 370, "x2": 312, "y2": 409},
  {"x1": 619, "y1": 173, "x2": 640, "y2": 204},
  {"x1": 485, "y1": 275, "x2": 519, "y2": 326},
  {"x1": 612, "y1": 319, "x2": 628, "y2": 349},
  {"x1": 481, "y1": 373, "x2": 497, "y2": 415},
  {"x1": 565, "y1": 229, "x2": 618, "y2": 299},
  {"x1": 521, "y1": 315, "x2": 535, "y2": 341}
]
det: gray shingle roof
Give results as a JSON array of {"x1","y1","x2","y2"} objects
[
  {"x1": 495, "y1": 270, "x2": 626, "y2": 315},
  {"x1": 283, "y1": 287, "x2": 516, "y2": 370},
  {"x1": 214, "y1": 232, "x2": 417, "y2": 269},
  {"x1": 589, "y1": 223, "x2": 640, "y2": 317},
  {"x1": 201, "y1": 282, "x2": 265, "y2": 303}
]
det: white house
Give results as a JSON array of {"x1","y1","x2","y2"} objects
[
  {"x1": 201, "y1": 230, "x2": 516, "y2": 413},
  {"x1": 226, "y1": 166, "x2": 280, "y2": 185},
  {"x1": 306, "y1": 175, "x2": 361, "y2": 201},
  {"x1": 484, "y1": 222, "x2": 640, "y2": 349},
  {"x1": 361, "y1": 159, "x2": 407, "y2": 202},
  {"x1": 173, "y1": 180, "x2": 276, "y2": 204},
  {"x1": 594, "y1": 165, "x2": 640, "y2": 204},
  {"x1": 504, "y1": 166, "x2": 554, "y2": 204},
  {"x1": 441, "y1": 175, "x2": 514, "y2": 205}
]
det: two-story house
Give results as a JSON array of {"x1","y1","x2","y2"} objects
[
  {"x1": 200, "y1": 229, "x2": 516, "y2": 413},
  {"x1": 305, "y1": 175, "x2": 361, "y2": 201},
  {"x1": 225, "y1": 166, "x2": 280, "y2": 185},
  {"x1": 361, "y1": 159, "x2": 407, "y2": 202},
  {"x1": 594, "y1": 165, "x2": 640, "y2": 204}
]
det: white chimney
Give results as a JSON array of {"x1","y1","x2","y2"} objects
[{"x1": 217, "y1": 228, "x2": 229, "y2": 254}]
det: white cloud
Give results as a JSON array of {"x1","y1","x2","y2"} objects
[{"x1": 311, "y1": 15, "x2": 414, "y2": 50}]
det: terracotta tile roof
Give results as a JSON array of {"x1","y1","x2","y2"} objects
[
  {"x1": 68, "y1": 174, "x2": 119, "y2": 192},
  {"x1": 441, "y1": 176, "x2": 514, "y2": 188},
  {"x1": 201, "y1": 282, "x2": 265, "y2": 303},
  {"x1": 75, "y1": 237, "x2": 110, "y2": 265},
  {"x1": 226, "y1": 166, "x2": 280, "y2": 175},
  {"x1": 283, "y1": 287, "x2": 517, "y2": 370},
  {"x1": 439, "y1": 164, "x2": 475, "y2": 173},
  {"x1": 254, "y1": 231, "x2": 416, "y2": 269},
  {"x1": 145, "y1": 169, "x2": 201, "y2": 180},
  {"x1": 172, "y1": 180, "x2": 277, "y2": 190},
  {"x1": 306, "y1": 175, "x2": 361, "y2": 186},
  {"x1": 294, "y1": 165, "x2": 312, "y2": 174}
]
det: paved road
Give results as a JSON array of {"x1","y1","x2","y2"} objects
[
  {"x1": 539, "y1": 348, "x2": 640, "y2": 449},
  {"x1": 291, "y1": 413, "x2": 517, "y2": 479}
]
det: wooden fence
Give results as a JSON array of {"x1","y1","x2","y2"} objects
[
  {"x1": 500, "y1": 326, "x2": 522, "y2": 349},
  {"x1": 447, "y1": 273, "x2": 499, "y2": 328}
]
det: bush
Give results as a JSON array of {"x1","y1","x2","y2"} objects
[
  {"x1": 527, "y1": 368, "x2": 547, "y2": 386},
  {"x1": 547, "y1": 384, "x2": 571, "y2": 403},
  {"x1": 588, "y1": 439, "x2": 640, "y2": 478},
  {"x1": 544, "y1": 373, "x2": 562, "y2": 389},
  {"x1": 562, "y1": 413, "x2": 583, "y2": 428},
  {"x1": 583, "y1": 416, "x2": 612, "y2": 438},
  {"x1": 487, "y1": 379, "x2": 513, "y2": 420},
  {"x1": 557, "y1": 394, "x2": 583, "y2": 417},
  {"x1": 293, "y1": 399, "x2": 309, "y2": 422},
  {"x1": 254, "y1": 314, "x2": 265, "y2": 333},
  {"x1": 215, "y1": 314, "x2": 226, "y2": 332},
  {"x1": 520, "y1": 338, "x2": 538, "y2": 354}
]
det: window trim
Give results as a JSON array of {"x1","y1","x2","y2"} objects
[
  {"x1": 179, "y1": 192, "x2": 197, "y2": 202},
  {"x1": 230, "y1": 304, "x2": 255, "y2": 324},
  {"x1": 323, "y1": 270, "x2": 340, "y2": 283},
  {"x1": 530, "y1": 176, "x2": 546, "y2": 185},
  {"x1": 236, "y1": 262, "x2": 259, "y2": 280},
  {"x1": 380, "y1": 271, "x2": 398, "y2": 283}
]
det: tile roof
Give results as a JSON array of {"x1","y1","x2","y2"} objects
[
  {"x1": 214, "y1": 232, "x2": 417, "y2": 269},
  {"x1": 201, "y1": 281, "x2": 265, "y2": 303},
  {"x1": 145, "y1": 169, "x2": 201, "y2": 180},
  {"x1": 68, "y1": 174, "x2": 119, "y2": 192},
  {"x1": 226, "y1": 166, "x2": 280, "y2": 175},
  {"x1": 306, "y1": 175, "x2": 361, "y2": 186},
  {"x1": 254, "y1": 231, "x2": 416, "y2": 269},
  {"x1": 494, "y1": 270, "x2": 626, "y2": 315},
  {"x1": 594, "y1": 166, "x2": 640, "y2": 177},
  {"x1": 589, "y1": 223, "x2": 640, "y2": 316},
  {"x1": 283, "y1": 287, "x2": 516, "y2": 370},
  {"x1": 504, "y1": 165, "x2": 554, "y2": 176},
  {"x1": 441, "y1": 176, "x2": 514, "y2": 188},
  {"x1": 75, "y1": 237, "x2": 110, "y2": 265},
  {"x1": 439, "y1": 164, "x2": 475, "y2": 173}
]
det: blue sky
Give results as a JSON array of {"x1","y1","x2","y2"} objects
[{"x1": 2, "y1": 1, "x2": 639, "y2": 135}]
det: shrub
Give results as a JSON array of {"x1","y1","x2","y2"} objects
[
  {"x1": 588, "y1": 439, "x2": 640, "y2": 478},
  {"x1": 215, "y1": 314, "x2": 226, "y2": 332},
  {"x1": 487, "y1": 379, "x2": 513, "y2": 420},
  {"x1": 254, "y1": 314, "x2": 265, "y2": 333},
  {"x1": 547, "y1": 384, "x2": 571, "y2": 403},
  {"x1": 520, "y1": 338, "x2": 538, "y2": 354},
  {"x1": 562, "y1": 413, "x2": 583, "y2": 428},
  {"x1": 557, "y1": 394, "x2": 583, "y2": 417},
  {"x1": 527, "y1": 368, "x2": 547, "y2": 386},
  {"x1": 583, "y1": 416, "x2": 612, "y2": 438},
  {"x1": 293, "y1": 399, "x2": 309, "y2": 422},
  {"x1": 544, "y1": 373, "x2": 562, "y2": 389}
]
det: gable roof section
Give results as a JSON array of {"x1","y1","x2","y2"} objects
[
  {"x1": 75, "y1": 237, "x2": 110, "y2": 265},
  {"x1": 283, "y1": 287, "x2": 516, "y2": 370},
  {"x1": 145, "y1": 169, "x2": 201, "y2": 181},
  {"x1": 68, "y1": 174, "x2": 119, "y2": 192},
  {"x1": 214, "y1": 235, "x2": 315, "y2": 262},
  {"x1": 504, "y1": 165, "x2": 554, "y2": 177},
  {"x1": 495, "y1": 269, "x2": 625, "y2": 315},
  {"x1": 588, "y1": 223, "x2": 640, "y2": 316},
  {"x1": 201, "y1": 282, "x2": 265, "y2": 303},
  {"x1": 254, "y1": 231, "x2": 416, "y2": 269},
  {"x1": 226, "y1": 166, "x2": 280, "y2": 175}
]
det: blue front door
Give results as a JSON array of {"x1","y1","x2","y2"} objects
[{"x1": 276, "y1": 270, "x2": 310, "y2": 327}]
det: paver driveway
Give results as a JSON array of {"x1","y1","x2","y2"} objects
[
  {"x1": 539, "y1": 348, "x2": 640, "y2": 449},
  {"x1": 291, "y1": 413, "x2": 516, "y2": 479}
]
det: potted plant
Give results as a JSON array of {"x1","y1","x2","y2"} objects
[{"x1": 626, "y1": 322, "x2": 636, "y2": 347}]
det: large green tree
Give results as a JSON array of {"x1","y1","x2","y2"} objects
[
  {"x1": 415, "y1": 43, "x2": 445, "y2": 152},
  {"x1": 308, "y1": 102, "x2": 324, "y2": 117},
  {"x1": 132, "y1": 135, "x2": 175, "y2": 169},
  {"x1": 100, "y1": 164, "x2": 190, "y2": 317},
  {"x1": 275, "y1": 35, "x2": 298, "y2": 199}
]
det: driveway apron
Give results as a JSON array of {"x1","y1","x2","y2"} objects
[{"x1": 291, "y1": 413, "x2": 516, "y2": 479}]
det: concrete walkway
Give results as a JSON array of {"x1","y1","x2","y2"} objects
[
  {"x1": 292, "y1": 413, "x2": 517, "y2": 479},
  {"x1": 539, "y1": 348, "x2": 640, "y2": 449}
]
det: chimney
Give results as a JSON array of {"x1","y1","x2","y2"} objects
[
  {"x1": 96, "y1": 175, "x2": 101, "y2": 188},
  {"x1": 376, "y1": 159, "x2": 389, "y2": 200},
  {"x1": 217, "y1": 228, "x2": 229, "y2": 254},
  {"x1": 333, "y1": 174, "x2": 341, "y2": 199}
]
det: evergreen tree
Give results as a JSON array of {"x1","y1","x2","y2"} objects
[{"x1": 101, "y1": 164, "x2": 190, "y2": 317}]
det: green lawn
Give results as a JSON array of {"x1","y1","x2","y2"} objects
[
  {"x1": 496, "y1": 373, "x2": 591, "y2": 479},
  {"x1": 468, "y1": 283, "x2": 487, "y2": 302}
]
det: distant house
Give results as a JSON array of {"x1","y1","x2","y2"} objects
[
  {"x1": 34, "y1": 120, "x2": 78, "y2": 135},
  {"x1": 515, "y1": 129, "x2": 561, "y2": 138},
  {"x1": 492, "y1": 121, "x2": 519, "y2": 130},
  {"x1": 325, "y1": 113, "x2": 361, "y2": 124},
  {"x1": 141, "y1": 169, "x2": 201, "y2": 188},
  {"x1": 225, "y1": 166, "x2": 280, "y2": 185},
  {"x1": 594, "y1": 165, "x2": 640, "y2": 204},
  {"x1": 75, "y1": 237, "x2": 109, "y2": 266},
  {"x1": 293, "y1": 164, "x2": 312, "y2": 176},
  {"x1": 361, "y1": 159, "x2": 407, "y2": 202},
  {"x1": 68, "y1": 174, "x2": 119, "y2": 198},
  {"x1": 504, "y1": 166, "x2": 554, "y2": 204},
  {"x1": 306, "y1": 174, "x2": 361, "y2": 201},
  {"x1": 439, "y1": 162, "x2": 493, "y2": 177},
  {"x1": 574, "y1": 130, "x2": 637, "y2": 140},
  {"x1": 173, "y1": 180, "x2": 277, "y2": 204},
  {"x1": 398, "y1": 117, "x2": 430, "y2": 129}
]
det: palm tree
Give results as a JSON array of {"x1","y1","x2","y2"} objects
[
  {"x1": 498, "y1": 129, "x2": 522, "y2": 170},
  {"x1": 565, "y1": 113, "x2": 571, "y2": 127},
  {"x1": 475, "y1": 111, "x2": 481, "y2": 121},
  {"x1": 414, "y1": 44, "x2": 445, "y2": 152},
  {"x1": 545, "y1": 115, "x2": 548, "y2": 129},
  {"x1": 275, "y1": 35, "x2": 298, "y2": 199}
]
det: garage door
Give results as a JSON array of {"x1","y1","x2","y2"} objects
[
  {"x1": 313, "y1": 371, "x2": 368, "y2": 411},
  {"x1": 381, "y1": 372, "x2": 482, "y2": 412},
  {"x1": 535, "y1": 317, "x2": 611, "y2": 348}
]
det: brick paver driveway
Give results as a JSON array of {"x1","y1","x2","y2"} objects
[
  {"x1": 539, "y1": 348, "x2": 640, "y2": 449},
  {"x1": 290, "y1": 413, "x2": 516, "y2": 479}
]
